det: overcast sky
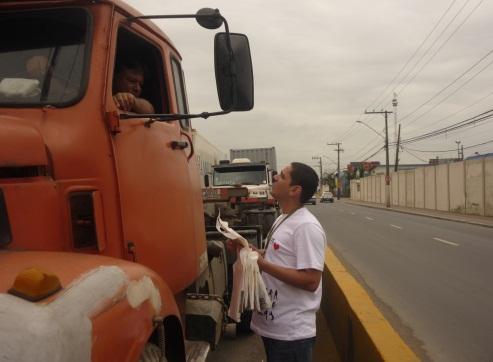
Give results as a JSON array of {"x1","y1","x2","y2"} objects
[{"x1": 127, "y1": 0, "x2": 493, "y2": 173}]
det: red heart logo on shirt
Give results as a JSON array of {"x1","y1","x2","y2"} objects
[{"x1": 273, "y1": 242, "x2": 280, "y2": 250}]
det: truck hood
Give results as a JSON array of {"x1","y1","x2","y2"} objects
[
  {"x1": 0, "y1": 116, "x2": 48, "y2": 167},
  {"x1": 0, "y1": 251, "x2": 166, "y2": 361}
]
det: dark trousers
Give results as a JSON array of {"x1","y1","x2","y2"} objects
[{"x1": 261, "y1": 336, "x2": 316, "y2": 362}]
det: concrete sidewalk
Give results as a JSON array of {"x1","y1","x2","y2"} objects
[{"x1": 344, "y1": 199, "x2": 493, "y2": 229}]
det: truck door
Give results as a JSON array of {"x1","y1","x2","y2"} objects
[{"x1": 108, "y1": 25, "x2": 201, "y2": 293}]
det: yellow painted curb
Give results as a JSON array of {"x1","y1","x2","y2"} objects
[{"x1": 318, "y1": 245, "x2": 419, "y2": 362}]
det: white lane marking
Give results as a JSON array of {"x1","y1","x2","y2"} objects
[
  {"x1": 390, "y1": 224, "x2": 403, "y2": 230},
  {"x1": 365, "y1": 216, "x2": 374, "y2": 221},
  {"x1": 433, "y1": 237, "x2": 459, "y2": 247}
]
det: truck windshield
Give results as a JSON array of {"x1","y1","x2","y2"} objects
[
  {"x1": 0, "y1": 8, "x2": 89, "y2": 106},
  {"x1": 213, "y1": 165, "x2": 267, "y2": 186}
]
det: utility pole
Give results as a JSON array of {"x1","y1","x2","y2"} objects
[
  {"x1": 392, "y1": 93, "x2": 398, "y2": 143},
  {"x1": 327, "y1": 142, "x2": 343, "y2": 200},
  {"x1": 364, "y1": 110, "x2": 392, "y2": 208},
  {"x1": 311, "y1": 156, "x2": 323, "y2": 192},
  {"x1": 460, "y1": 145, "x2": 464, "y2": 160},
  {"x1": 394, "y1": 124, "x2": 401, "y2": 172}
]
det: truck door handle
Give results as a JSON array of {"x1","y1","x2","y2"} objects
[{"x1": 171, "y1": 141, "x2": 189, "y2": 150}]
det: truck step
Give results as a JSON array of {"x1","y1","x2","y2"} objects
[{"x1": 185, "y1": 340, "x2": 210, "y2": 362}]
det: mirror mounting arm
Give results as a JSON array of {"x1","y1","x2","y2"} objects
[{"x1": 120, "y1": 108, "x2": 234, "y2": 127}]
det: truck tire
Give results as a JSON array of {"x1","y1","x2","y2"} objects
[
  {"x1": 236, "y1": 310, "x2": 253, "y2": 335},
  {"x1": 139, "y1": 343, "x2": 167, "y2": 362}
]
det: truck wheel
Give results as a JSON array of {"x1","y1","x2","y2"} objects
[
  {"x1": 139, "y1": 343, "x2": 167, "y2": 362},
  {"x1": 236, "y1": 310, "x2": 253, "y2": 335}
]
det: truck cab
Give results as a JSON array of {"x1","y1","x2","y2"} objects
[
  {"x1": 212, "y1": 158, "x2": 275, "y2": 203},
  {"x1": 0, "y1": 1, "x2": 253, "y2": 361}
]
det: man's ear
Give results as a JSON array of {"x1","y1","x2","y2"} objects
[{"x1": 289, "y1": 185, "x2": 302, "y2": 200}]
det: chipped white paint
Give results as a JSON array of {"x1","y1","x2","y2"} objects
[
  {"x1": 126, "y1": 275, "x2": 162, "y2": 314},
  {"x1": 0, "y1": 265, "x2": 163, "y2": 362}
]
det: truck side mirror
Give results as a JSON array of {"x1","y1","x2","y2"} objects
[
  {"x1": 215, "y1": 33, "x2": 253, "y2": 112},
  {"x1": 204, "y1": 174, "x2": 210, "y2": 187}
]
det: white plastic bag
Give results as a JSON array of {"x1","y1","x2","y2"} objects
[
  {"x1": 0, "y1": 78, "x2": 40, "y2": 98},
  {"x1": 216, "y1": 215, "x2": 272, "y2": 322}
]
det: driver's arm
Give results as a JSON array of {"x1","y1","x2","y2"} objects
[{"x1": 113, "y1": 92, "x2": 155, "y2": 114}]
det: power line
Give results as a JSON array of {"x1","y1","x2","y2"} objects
[
  {"x1": 322, "y1": 155, "x2": 338, "y2": 166},
  {"x1": 396, "y1": 0, "x2": 484, "y2": 97},
  {"x1": 463, "y1": 139, "x2": 493, "y2": 150},
  {"x1": 367, "y1": 0, "x2": 459, "y2": 110},
  {"x1": 362, "y1": 146, "x2": 385, "y2": 162},
  {"x1": 399, "y1": 109, "x2": 493, "y2": 144},
  {"x1": 346, "y1": 134, "x2": 384, "y2": 161},
  {"x1": 408, "y1": 89, "x2": 493, "y2": 135},
  {"x1": 402, "y1": 148, "x2": 428, "y2": 163},
  {"x1": 407, "y1": 139, "x2": 493, "y2": 152},
  {"x1": 335, "y1": 122, "x2": 359, "y2": 141},
  {"x1": 405, "y1": 146, "x2": 457, "y2": 153},
  {"x1": 400, "y1": 46, "x2": 493, "y2": 125}
]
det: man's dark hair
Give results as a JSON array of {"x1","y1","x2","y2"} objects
[
  {"x1": 114, "y1": 55, "x2": 146, "y2": 76},
  {"x1": 290, "y1": 162, "x2": 319, "y2": 204}
]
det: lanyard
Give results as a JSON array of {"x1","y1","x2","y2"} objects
[{"x1": 263, "y1": 207, "x2": 301, "y2": 250}]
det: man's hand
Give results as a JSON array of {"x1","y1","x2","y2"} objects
[
  {"x1": 113, "y1": 92, "x2": 155, "y2": 113},
  {"x1": 113, "y1": 92, "x2": 135, "y2": 112},
  {"x1": 226, "y1": 238, "x2": 244, "y2": 253},
  {"x1": 256, "y1": 257, "x2": 322, "y2": 292},
  {"x1": 26, "y1": 55, "x2": 49, "y2": 78}
]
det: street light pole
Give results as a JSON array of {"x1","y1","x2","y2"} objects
[
  {"x1": 455, "y1": 140, "x2": 462, "y2": 160},
  {"x1": 364, "y1": 110, "x2": 392, "y2": 208}
]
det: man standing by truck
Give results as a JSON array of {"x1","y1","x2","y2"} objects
[{"x1": 251, "y1": 162, "x2": 326, "y2": 362}]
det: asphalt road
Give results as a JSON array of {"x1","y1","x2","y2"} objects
[{"x1": 309, "y1": 201, "x2": 493, "y2": 362}]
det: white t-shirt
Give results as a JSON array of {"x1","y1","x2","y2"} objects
[{"x1": 250, "y1": 207, "x2": 326, "y2": 340}]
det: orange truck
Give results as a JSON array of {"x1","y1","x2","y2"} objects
[{"x1": 0, "y1": 1, "x2": 253, "y2": 361}]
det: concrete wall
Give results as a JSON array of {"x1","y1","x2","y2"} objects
[
  {"x1": 414, "y1": 168, "x2": 425, "y2": 209},
  {"x1": 398, "y1": 172, "x2": 406, "y2": 207},
  {"x1": 424, "y1": 166, "x2": 436, "y2": 210},
  {"x1": 391, "y1": 172, "x2": 398, "y2": 205},
  {"x1": 465, "y1": 159, "x2": 483, "y2": 215},
  {"x1": 406, "y1": 171, "x2": 414, "y2": 208},
  {"x1": 371, "y1": 176, "x2": 377, "y2": 203},
  {"x1": 436, "y1": 164, "x2": 449, "y2": 211},
  {"x1": 378, "y1": 175, "x2": 384, "y2": 204},
  {"x1": 485, "y1": 158, "x2": 493, "y2": 216},
  {"x1": 350, "y1": 156, "x2": 493, "y2": 218},
  {"x1": 449, "y1": 162, "x2": 465, "y2": 214}
]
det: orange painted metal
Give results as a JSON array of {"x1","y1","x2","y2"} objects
[
  {"x1": 0, "y1": 251, "x2": 180, "y2": 361},
  {"x1": 0, "y1": 1, "x2": 207, "y2": 360}
]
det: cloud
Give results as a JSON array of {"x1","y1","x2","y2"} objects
[{"x1": 126, "y1": 0, "x2": 493, "y2": 166}]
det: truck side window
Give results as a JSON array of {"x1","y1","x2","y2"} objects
[
  {"x1": 171, "y1": 58, "x2": 191, "y2": 130},
  {"x1": 113, "y1": 28, "x2": 167, "y2": 114},
  {"x1": 0, "y1": 8, "x2": 90, "y2": 107}
]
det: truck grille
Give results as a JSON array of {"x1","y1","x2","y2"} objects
[{"x1": 0, "y1": 189, "x2": 12, "y2": 245}]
